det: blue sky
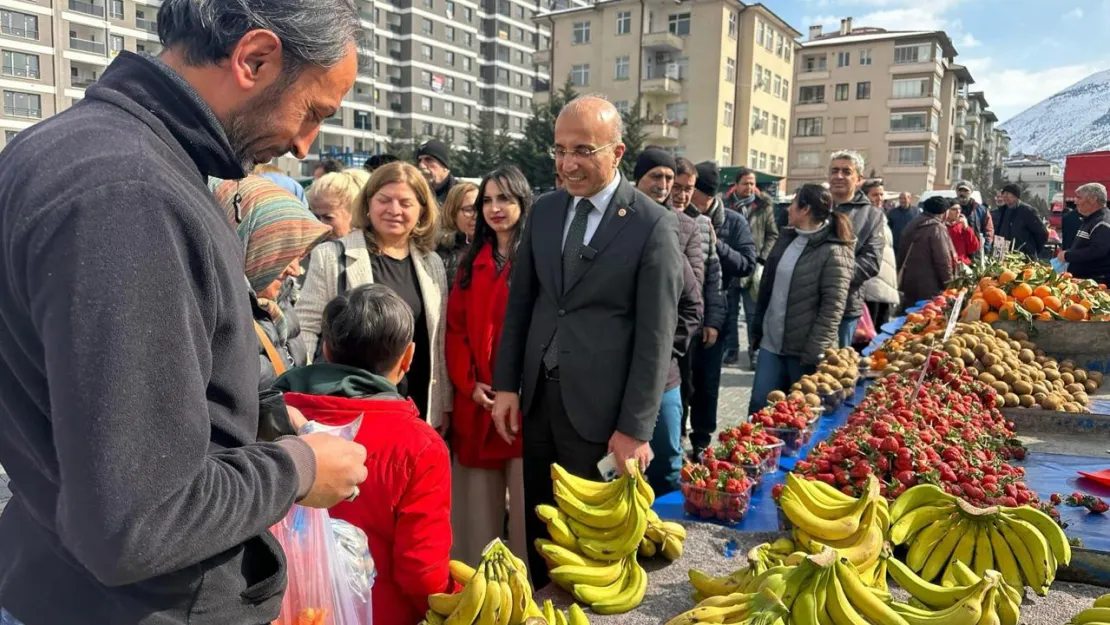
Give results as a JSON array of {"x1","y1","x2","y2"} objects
[{"x1": 766, "y1": 0, "x2": 1110, "y2": 122}]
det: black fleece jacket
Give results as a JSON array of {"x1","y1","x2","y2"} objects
[{"x1": 0, "y1": 52, "x2": 313, "y2": 624}]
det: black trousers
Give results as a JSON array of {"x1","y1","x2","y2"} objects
[
  {"x1": 522, "y1": 373, "x2": 610, "y2": 589},
  {"x1": 689, "y1": 337, "x2": 726, "y2": 451}
]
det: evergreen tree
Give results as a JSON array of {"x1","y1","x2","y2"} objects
[
  {"x1": 510, "y1": 78, "x2": 578, "y2": 190},
  {"x1": 618, "y1": 97, "x2": 649, "y2": 181},
  {"x1": 967, "y1": 148, "x2": 997, "y2": 206},
  {"x1": 459, "y1": 111, "x2": 513, "y2": 177},
  {"x1": 385, "y1": 126, "x2": 417, "y2": 163}
]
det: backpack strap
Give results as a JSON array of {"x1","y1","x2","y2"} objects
[{"x1": 253, "y1": 320, "x2": 288, "y2": 376}]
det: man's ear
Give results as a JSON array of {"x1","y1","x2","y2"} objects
[
  {"x1": 398, "y1": 342, "x2": 416, "y2": 375},
  {"x1": 227, "y1": 29, "x2": 284, "y2": 91},
  {"x1": 322, "y1": 342, "x2": 334, "y2": 364}
]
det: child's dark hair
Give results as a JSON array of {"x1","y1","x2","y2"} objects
[
  {"x1": 322, "y1": 284, "x2": 414, "y2": 375},
  {"x1": 795, "y1": 183, "x2": 855, "y2": 243}
]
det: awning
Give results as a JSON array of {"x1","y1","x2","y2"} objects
[{"x1": 719, "y1": 167, "x2": 785, "y2": 193}]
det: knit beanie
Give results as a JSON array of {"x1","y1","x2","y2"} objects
[
  {"x1": 633, "y1": 147, "x2": 677, "y2": 182},
  {"x1": 694, "y1": 161, "x2": 720, "y2": 196},
  {"x1": 416, "y1": 139, "x2": 451, "y2": 169},
  {"x1": 1001, "y1": 183, "x2": 1022, "y2": 198},
  {"x1": 922, "y1": 196, "x2": 949, "y2": 215}
]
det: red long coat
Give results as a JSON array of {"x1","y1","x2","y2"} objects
[{"x1": 446, "y1": 245, "x2": 523, "y2": 469}]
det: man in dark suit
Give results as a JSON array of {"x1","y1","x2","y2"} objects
[{"x1": 491, "y1": 96, "x2": 683, "y2": 585}]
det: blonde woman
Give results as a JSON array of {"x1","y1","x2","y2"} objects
[
  {"x1": 298, "y1": 162, "x2": 452, "y2": 431},
  {"x1": 436, "y1": 181, "x2": 479, "y2": 287},
  {"x1": 306, "y1": 169, "x2": 368, "y2": 240}
]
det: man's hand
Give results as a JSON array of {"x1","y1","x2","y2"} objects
[
  {"x1": 437, "y1": 411, "x2": 452, "y2": 437},
  {"x1": 609, "y1": 431, "x2": 652, "y2": 473},
  {"x1": 702, "y1": 327, "x2": 719, "y2": 346},
  {"x1": 491, "y1": 391, "x2": 521, "y2": 445},
  {"x1": 472, "y1": 382, "x2": 496, "y2": 411},
  {"x1": 288, "y1": 405, "x2": 308, "y2": 433},
  {"x1": 1057, "y1": 249, "x2": 1067, "y2": 263},
  {"x1": 297, "y1": 433, "x2": 368, "y2": 508}
]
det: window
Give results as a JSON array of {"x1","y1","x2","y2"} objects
[
  {"x1": 424, "y1": 0, "x2": 433, "y2": 8},
  {"x1": 3, "y1": 90, "x2": 40, "y2": 118},
  {"x1": 833, "y1": 117, "x2": 847, "y2": 134},
  {"x1": 754, "y1": 64, "x2": 763, "y2": 88},
  {"x1": 779, "y1": 119, "x2": 786, "y2": 139},
  {"x1": 750, "y1": 149, "x2": 759, "y2": 166},
  {"x1": 516, "y1": 50, "x2": 524, "y2": 64},
  {"x1": 728, "y1": 12, "x2": 737, "y2": 38},
  {"x1": 463, "y1": 57, "x2": 472, "y2": 71},
  {"x1": 2, "y1": 51, "x2": 39, "y2": 79},
  {"x1": 802, "y1": 55, "x2": 827, "y2": 72},
  {"x1": 496, "y1": 67, "x2": 509, "y2": 84},
  {"x1": 666, "y1": 101, "x2": 687, "y2": 122},
  {"x1": 668, "y1": 13, "x2": 691, "y2": 36},
  {"x1": 513, "y1": 116, "x2": 523, "y2": 129},
  {"x1": 854, "y1": 116, "x2": 869, "y2": 132},
  {"x1": 517, "y1": 28, "x2": 525, "y2": 42},
  {"x1": 614, "y1": 56, "x2": 629, "y2": 80},
  {"x1": 763, "y1": 69, "x2": 771, "y2": 93},
  {"x1": 756, "y1": 20, "x2": 764, "y2": 46},
  {"x1": 856, "y1": 81, "x2": 871, "y2": 100},
  {"x1": 799, "y1": 85, "x2": 825, "y2": 104},
  {"x1": 752, "y1": 106, "x2": 761, "y2": 129},
  {"x1": 889, "y1": 112, "x2": 928, "y2": 132},
  {"x1": 463, "y1": 104, "x2": 471, "y2": 119},
  {"x1": 423, "y1": 122, "x2": 435, "y2": 136},
  {"x1": 773, "y1": 74, "x2": 781, "y2": 97},
  {"x1": 785, "y1": 43, "x2": 792, "y2": 62},
  {"x1": 614, "y1": 100, "x2": 630, "y2": 115},
  {"x1": 770, "y1": 115, "x2": 778, "y2": 137},
  {"x1": 421, "y1": 96, "x2": 433, "y2": 112},
  {"x1": 444, "y1": 101, "x2": 455, "y2": 116},
  {"x1": 776, "y1": 33, "x2": 784, "y2": 58},
  {"x1": 110, "y1": 35, "x2": 124, "y2": 53},
  {"x1": 570, "y1": 63, "x2": 589, "y2": 86},
  {"x1": 421, "y1": 18, "x2": 434, "y2": 35},
  {"x1": 892, "y1": 77, "x2": 930, "y2": 99},
  {"x1": 513, "y1": 94, "x2": 523, "y2": 108},
  {"x1": 517, "y1": 4, "x2": 525, "y2": 18},
  {"x1": 465, "y1": 32, "x2": 473, "y2": 46},
  {"x1": 797, "y1": 117, "x2": 822, "y2": 137},
  {"x1": 777, "y1": 156, "x2": 785, "y2": 174},
  {"x1": 4, "y1": 130, "x2": 16, "y2": 143},
  {"x1": 859, "y1": 48, "x2": 872, "y2": 65},
  {"x1": 889, "y1": 145, "x2": 926, "y2": 165},
  {"x1": 761, "y1": 110, "x2": 769, "y2": 134},
  {"x1": 764, "y1": 27, "x2": 774, "y2": 51},
  {"x1": 797, "y1": 150, "x2": 820, "y2": 168},
  {"x1": 445, "y1": 26, "x2": 455, "y2": 41},
  {"x1": 446, "y1": 0, "x2": 455, "y2": 15},
  {"x1": 835, "y1": 83, "x2": 849, "y2": 101},
  {"x1": 723, "y1": 102, "x2": 733, "y2": 126},
  {"x1": 675, "y1": 56, "x2": 689, "y2": 79},
  {"x1": 837, "y1": 51, "x2": 850, "y2": 68},
  {"x1": 572, "y1": 21, "x2": 590, "y2": 44},
  {"x1": 725, "y1": 58, "x2": 736, "y2": 83},
  {"x1": 464, "y1": 6, "x2": 473, "y2": 21},
  {"x1": 421, "y1": 44, "x2": 433, "y2": 61},
  {"x1": 781, "y1": 79, "x2": 789, "y2": 102},
  {"x1": 616, "y1": 11, "x2": 631, "y2": 35},
  {"x1": 721, "y1": 146, "x2": 732, "y2": 166},
  {"x1": 758, "y1": 152, "x2": 767, "y2": 171},
  {"x1": 109, "y1": 0, "x2": 123, "y2": 19},
  {"x1": 1, "y1": 10, "x2": 38, "y2": 40},
  {"x1": 446, "y1": 76, "x2": 455, "y2": 91},
  {"x1": 444, "y1": 51, "x2": 455, "y2": 65},
  {"x1": 894, "y1": 42, "x2": 933, "y2": 64},
  {"x1": 464, "y1": 81, "x2": 472, "y2": 95}
]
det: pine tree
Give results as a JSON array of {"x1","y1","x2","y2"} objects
[
  {"x1": 510, "y1": 78, "x2": 578, "y2": 190},
  {"x1": 967, "y1": 148, "x2": 996, "y2": 206},
  {"x1": 618, "y1": 97, "x2": 649, "y2": 181},
  {"x1": 385, "y1": 126, "x2": 417, "y2": 163},
  {"x1": 459, "y1": 111, "x2": 512, "y2": 177}
]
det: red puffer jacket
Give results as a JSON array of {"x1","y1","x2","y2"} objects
[
  {"x1": 281, "y1": 392, "x2": 458, "y2": 625},
  {"x1": 446, "y1": 245, "x2": 523, "y2": 469}
]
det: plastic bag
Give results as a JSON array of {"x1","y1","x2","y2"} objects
[
  {"x1": 1051, "y1": 256, "x2": 1069, "y2": 275},
  {"x1": 853, "y1": 305, "x2": 877, "y2": 345},
  {"x1": 330, "y1": 519, "x2": 375, "y2": 624},
  {"x1": 271, "y1": 416, "x2": 370, "y2": 625}
]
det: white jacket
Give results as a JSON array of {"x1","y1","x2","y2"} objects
[{"x1": 863, "y1": 222, "x2": 901, "y2": 305}]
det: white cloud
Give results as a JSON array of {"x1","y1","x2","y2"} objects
[
  {"x1": 1063, "y1": 7, "x2": 1084, "y2": 19},
  {"x1": 957, "y1": 33, "x2": 980, "y2": 48},
  {"x1": 961, "y1": 57, "x2": 1109, "y2": 122}
]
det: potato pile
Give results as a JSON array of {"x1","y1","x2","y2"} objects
[
  {"x1": 877, "y1": 321, "x2": 1102, "y2": 412},
  {"x1": 768, "y1": 348, "x2": 863, "y2": 407}
]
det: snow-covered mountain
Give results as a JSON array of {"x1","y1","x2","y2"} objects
[{"x1": 1001, "y1": 69, "x2": 1110, "y2": 161}]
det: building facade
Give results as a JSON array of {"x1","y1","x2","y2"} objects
[
  {"x1": 533, "y1": 0, "x2": 800, "y2": 179},
  {"x1": 1, "y1": 0, "x2": 555, "y2": 176},
  {"x1": 1002, "y1": 155, "x2": 1063, "y2": 205}
]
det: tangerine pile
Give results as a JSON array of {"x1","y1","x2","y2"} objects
[{"x1": 969, "y1": 266, "x2": 1105, "y2": 323}]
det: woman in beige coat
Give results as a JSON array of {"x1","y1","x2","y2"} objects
[{"x1": 297, "y1": 162, "x2": 452, "y2": 431}]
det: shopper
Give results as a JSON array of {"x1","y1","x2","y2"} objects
[
  {"x1": 365, "y1": 153, "x2": 400, "y2": 172},
  {"x1": 0, "y1": 0, "x2": 370, "y2": 621},
  {"x1": 313, "y1": 158, "x2": 345, "y2": 179},
  {"x1": 827, "y1": 151, "x2": 884, "y2": 347},
  {"x1": 446, "y1": 166, "x2": 531, "y2": 565},
  {"x1": 254, "y1": 162, "x2": 308, "y2": 205},
  {"x1": 436, "y1": 181, "x2": 480, "y2": 288},
  {"x1": 956, "y1": 181, "x2": 993, "y2": 252},
  {"x1": 946, "y1": 200, "x2": 982, "y2": 265},
  {"x1": 687, "y1": 161, "x2": 756, "y2": 459},
  {"x1": 276, "y1": 284, "x2": 457, "y2": 625},
  {"x1": 860, "y1": 179, "x2": 899, "y2": 329},
  {"x1": 748, "y1": 184, "x2": 854, "y2": 414},
  {"x1": 897, "y1": 196, "x2": 958, "y2": 310},
  {"x1": 993, "y1": 183, "x2": 1049, "y2": 258},
  {"x1": 416, "y1": 139, "x2": 458, "y2": 207},
  {"x1": 1058, "y1": 183, "x2": 1110, "y2": 284},
  {"x1": 298, "y1": 162, "x2": 452, "y2": 430},
  {"x1": 1062, "y1": 202, "x2": 1083, "y2": 250},
  {"x1": 887, "y1": 191, "x2": 920, "y2": 255},
  {"x1": 725, "y1": 168, "x2": 779, "y2": 370},
  {"x1": 307, "y1": 169, "x2": 368, "y2": 240}
]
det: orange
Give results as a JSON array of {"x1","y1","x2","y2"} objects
[
  {"x1": 1063, "y1": 303, "x2": 1089, "y2": 321},
  {"x1": 983, "y1": 287, "x2": 1008, "y2": 310},
  {"x1": 983, "y1": 312, "x2": 1001, "y2": 323},
  {"x1": 1023, "y1": 268, "x2": 1035, "y2": 280},
  {"x1": 1011, "y1": 283, "x2": 1033, "y2": 302},
  {"x1": 1081, "y1": 299, "x2": 1094, "y2": 311},
  {"x1": 1044, "y1": 295, "x2": 1063, "y2": 312},
  {"x1": 1036, "y1": 312, "x2": 1053, "y2": 321},
  {"x1": 1033, "y1": 285, "x2": 1054, "y2": 299},
  {"x1": 998, "y1": 301, "x2": 1019, "y2": 320},
  {"x1": 979, "y1": 277, "x2": 996, "y2": 291},
  {"x1": 998, "y1": 270, "x2": 1017, "y2": 285},
  {"x1": 1022, "y1": 296, "x2": 1045, "y2": 314}
]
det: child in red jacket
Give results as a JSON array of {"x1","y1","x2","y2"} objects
[
  {"x1": 275, "y1": 284, "x2": 457, "y2": 625},
  {"x1": 946, "y1": 201, "x2": 981, "y2": 265}
]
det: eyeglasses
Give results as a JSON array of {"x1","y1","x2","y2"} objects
[
  {"x1": 549, "y1": 141, "x2": 618, "y2": 160},
  {"x1": 459, "y1": 207, "x2": 478, "y2": 216}
]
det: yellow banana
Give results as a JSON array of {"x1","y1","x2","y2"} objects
[
  {"x1": 921, "y1": 517, "x2": 970, "y2": 582},
  {"x1": 906, "y1": 515, "x2": 955, "y2": 573},
  {"x1": 551, "y1": 463, "x2": 627, "y2": 505},
  {"x1": 496, "y1": 560, "x2": 514, "y2": 625},
  {"x1": 572, "y1": 556, "x2": 629, "y2": 605},
  {"x1": 535, "y1": 540, "x2": 596, "y2": 568},
  {"x1": 635, "y1": 473, "x2": 655, "y2": 507},
  {"x1": 567, "y1": 603, "x2": 591, "y2": 625},
  {"x1": 546, "y1": 516, "x2": 580, "y2": 551},
  {"x1": 579, "y1": 482, "x2": 646, "y2": 561},
  {"x1": 449, "y1": 560, "x2": 477, "y2": 586},
  {"x1": 424, "y1": 609, "x2": 447, "y2": 625},
  {"x1": 826, "y1": 565, "x2": 873, "y2": 625},
  {"x1": 996, "y1": 519, "x2": 1043, "y2": 592},
  {"x1": 553, "y1": 481, "x2": 629, "y2": 529},
  {"x1": 992, "y1": 574, "x2": 1021, "y2": 625},
  {"x1": 536, "y1": 504, "x2": 566, "y2": 525},
  {"x1": 805, "y1": 475, "x2": 859, "y2": 504},
  {"x1": 986, "y1": 524, "x2": 1023, "y2": 590},
  {"x1": 791, "y1": 572, "x2": 823, "y2": 625},
  {"x1": 950, "y1": 520, "x2": 980, "y2": 572},
  {"x1": 1072, "y1": 608, "x2": 1110, "y2": 624},
  {"x1": 890, "y1": 503, "x2": 957, "y2": 545},
  {"x1": 785, "y1": 473, "x2": 865, "y2": 520},
  {"x1": 769, "y1": 537, "x2": 796, "y2": 554},
  {"x1": 688, "y1": 568, "x2": 749, "y2": 597},
  {"x1": 891, "y1": 483, "x2": 958, "y2": 522},
  {"x1": 1094, "y1": 594, "x2": 1110, "y2": 608},
  {"x1": 887, "y1": 551, "x2": 982, "y2": 610},
  {"x1": 428, "y1": 591, "x2": 463, "y2": 616},
  {"x1": 553, "y1": 607, "x2": 569, "y2": 625},
  {"x1": 663, "y1": 596, "x2": 756, "y2": 625},
  {"x1": 835, "y1": 558, "x2": 910, "y2": 625},
  {"x1": 541, "y1": 599, "x2": 557, "y2": 625},
  {"x1": 890, "y1": 577, "x2": 993, "y2": 625},
  {"x1": 446, "y1": 562, "x2": 487, "y2": 625},
  {"x1": 550, "y1": 558, "x2": 625, "y2": 588},
  {"x1": 971, "y1": 522, "x2": 994, "y2": 577},
  {"x1": 661, "y1": 534, "x2": 684, "y2": 561},
  {"x1": 1005, "y1": 506, "x2": 1071, "y2": 566},
  {"x1": 591, "y1": 559, "x2": 647, "y2": 615},
  {"x1": 779, "y1": 490, "x2": 866, "y2": 542},
  {"x1": 638, "y1": 536, "x2": 657, "y2": 558},
  {"x1": 811, "y1": 504, "x2": 884, "y2": 569},
  {"x1": 567, "y1": 516, "x2": 624, "y2": 542},
  {"x1": 505, "y1": 561, "x2": 532, "y2": 624},
  {"x1": 661, "y1": 521, "x2": 687, "y2": 541},
  {"x1": 477, "y1": 562, "x2": 501, "y2": 625},
  {"x1": 1001, "y1": 516, "x2": 1054, "y2": 594},
  {"x1": 977, "y1": 586, "x2": 1002, "y2": 625}
]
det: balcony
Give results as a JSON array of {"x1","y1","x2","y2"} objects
[
  {"x1": 641, "y1": 66, "x2": 681, "y2": 97},
  {"x1": 534, "y1": 78, "x2": 550, "y2": 92},
  {"x1": 642, "y1": 30, "x2": 683, "y2": 53},
  {"x1": 886, "y1": 96, "x2": 941, "y2": 111},
  {"x1": 955, "y1": 125, "x2": 967, "y2": 138},
  {"x1": 70, "y1": 37, "x2": 106, "y2": 55},
  {"x1": 2, "y1": 65, "x2": 40, "y2": 80},
  {"x1": 351, "y1": 91, "x2": 374, "y2": 104},
  {"x1": 4, "y1": 105, "x2": 42, "y2": 119},
  {"x1": 957, "y1": 95, "x2": 968, "y2": 110},
  {"x1": 135, "y1": 17, "x2": 158, "y2": 33},
  {"x1": 358, "y1": 9, "x2": 374, "y2": 21},
  {"x1": 1, "y1": 25, "x2": 38, "y2": 40},
  {"x1": 645, "y1": 120, "x2": 681, "y2": 144},
  {"x1": 71, "y1": 75, "x2": 97, "y2": 88},
  {"x1": 533, "y1": 48, "x2": 551, "y2": 65},
  {"x1": 890, "y1": 58, "x2": 941, "y2": 76},
  {"x1": 884, "y1": 130, "x2": 937, "y2": 143},
  {"x1": 797, "y1": 69, "x2": 830, "y2": 81},
  {"x1": 389, "y1": 101, "x2": 403, "y2": 112},
  {"x1": 388, "y1": 76, "x2": 402, "y2": 86},
  {"x1": 68, "y1": 0, "x2": 105, "y2": 17}
]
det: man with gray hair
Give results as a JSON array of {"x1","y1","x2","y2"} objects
[
  {"x1": 827, "y1": 150, "x2": 885, "y2": 346},
  {"x1": 1057, "y1": 182, "x2": 1110, "y2": 284},
  {"x1": 0, "y1": 0, "x2": 370, "y2": 622}
]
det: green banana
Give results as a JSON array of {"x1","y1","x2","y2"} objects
[
  {"x1": 1005, "y1": 506, "x2": 1071, "y2": 566},
  {"x1": 996, "y1": 519, "x2": 1044, "y2": 593},
  {"x1": 891, "y1": 484, "x2": 957, "y2": 522},
  {"x1": 890, "y1": 503, "x2": 956, "y2": 545},
  {"x1": 921, "y1": 517, "x2": 970, "y2": 582},
  {"x1": 986, "y1": 524, "x2": 1023, "y2": 589},
  {"x1": 906, "y1": 515, "x2": 955, "y2": 573},
  {"x1": 566, "y1": 603, "x2": 591, "y2": 625}
]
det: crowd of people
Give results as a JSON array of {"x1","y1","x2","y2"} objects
[{"x1": 2, "y1": 1, "x2": 1110, "y2": 624}]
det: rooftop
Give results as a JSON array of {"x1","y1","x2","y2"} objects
[
  {"x1": 801, "y1": 25, "x2": 957, "y2": 58},
  {"x1": 982, "y1": 110, "x2": 999, "y2": 123},
  {"x1": 949, "y1": 64, "x2": 975, "y2": 84},
  {"x1": 969, "y1": 91, "x2": 990, "y2": 108},
  {"x1": 535, "y1": 0, "x2": 802, "y2": 37}
]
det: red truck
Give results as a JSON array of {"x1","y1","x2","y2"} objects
[{"x1": 1064, "y1": 150, "x2": 1110, "y2": 202}]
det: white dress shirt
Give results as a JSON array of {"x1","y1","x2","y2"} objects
[{"x1": 562, "y1": 173, "x2": 622, "y2": 250}]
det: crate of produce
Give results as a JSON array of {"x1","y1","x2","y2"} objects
[
  {"x1": 766, "y1": 426, "x2": 814, "y2": 457},
  {"x1": 680, "y1": 479, "x2": 755, "y2": 525}
]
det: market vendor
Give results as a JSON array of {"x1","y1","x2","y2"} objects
[{"x1": 1057, "y1": 183, "x2": 1110, "y2": 285}]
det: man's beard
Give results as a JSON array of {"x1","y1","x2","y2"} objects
[{"x1": 224, "y1": 82, "x2": 290, "y2": 173}]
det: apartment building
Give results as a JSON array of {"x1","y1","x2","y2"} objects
[
  {"x1": 788, "y1": 19, "x2": 962, "y2": 194},
  {"x1": 533, "y1": 0, "x2": 800, "y2": 179},
  {"x1": 1002, "y1": 155, "x2": 1063, "y2": 204},
  {"x1": 1, "y1": 0, "x2": 556, "y2": 176}
]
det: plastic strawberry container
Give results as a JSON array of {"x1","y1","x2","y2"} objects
[
  {"x1": 681, "y1": 481, "x2": 755, "y2": 525},
  {"x1": 766, "y1": 426, "x2": 813, "y2": 457},
  {"x1": 740, "y1": 441, "x2": 785, "y2": 482}
]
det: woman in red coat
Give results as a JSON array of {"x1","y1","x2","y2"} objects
[
  {"x1": 946, "y1": 201, "x2": 981, "y2": 265},
  {"x1": 446, "y1": 165, "x2": 532, "y2": 565}
]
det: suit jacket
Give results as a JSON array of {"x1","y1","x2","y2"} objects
[
  {"x1": 296, "y1": 230, "x2": 453, "y2": 428},
  {"x1": 492, "y1": 178, "x2": 683, "y2": 443}
]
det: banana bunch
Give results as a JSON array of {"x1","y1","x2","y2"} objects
[
  {"x1": 642, "y1": 509, "x2": 688, "y2": 561},
  {"x1": 779, "y1": 474, "x2": 890, "y2": 588},
  {"x1": 536, "y1": 599, "x2": 591, "y2": 625},
  {"x1": 1066, "y1": 594, "x2": 1110, "y2": 625},
  {"x1": 424, "y1": 540, "x2": 543, "y2": 625},
  {"x1": 687, "y1": 539, "x2": 797, "y2": 599},
  {"x1": 890, "y1": 484, "x2": 1071, "y2": 593},
  {"x1": 885, "y1": 549, "x2": 1022, "y2": 625}
]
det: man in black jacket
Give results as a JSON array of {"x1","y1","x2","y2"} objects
[
  {"x1": 1059, "y1": 183, "x2": 1110, "y2": 284},
  {"x1": 416, "y1": 139, "x2": 458, "y2": 206},
  {"x1": 828, "y1": 151, "x2": 885, "y2": 347},
  {"x1": 0, "y1": 2, "x2": 371, "y2": 623},
  {"x1": 993, "y1": 183, "x2": 1049, "y2": 258}
]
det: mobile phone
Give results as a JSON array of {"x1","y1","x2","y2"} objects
[{"x1": 596, "y1": 453, "x2": 620, "y2": 482}]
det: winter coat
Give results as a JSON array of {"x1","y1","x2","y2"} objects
[
  {"x1": 678, "y1": 211, "x2": 706, "y2": 288},
  {"x1": 752, "y1": 225, "x2": 855, "y2": 365},
  {"x1": 897, "y1": 214, "x2": 957, "y2": 309},
  {"x1": 1062, "y1": 209, "x2": 1083, "y2": 250},
  {"x1": 684, "y1": 206, "x2": 726, "y2": 330},
  {"x1": 1064, "y1": 207, "x2": 1110, "y2": 285},
  {"x1": 835, "y1": 191, "x2": 885, "y2": 319},
  {"x1": 275, "y1": 364, "x2": 458, "y2": 625},
  {"x1": 252, "y1": 283, "x2": 308, "y2": 391},
  {"x1": 670, "y1": 248, "x2": 704, "y2": 390},
  {"x1": 960, "y1": 198, "x2": 993, "y2": 246},
  {"x1": 732, "y1": 193, "x2": 780, "y2": 290},
  {"x1": 947, "y1": 221, "x2": 981, "y2": 265},
  {"x1": 991, "y1": 201, "x2": 1048, "y2": 258},
  {"x1": 446, "y1": 245, "x2": 522, "y2": 470},
  {"x1": 886, "y1": 204, "x2": 921, "y2": 254},
  {"x1": 437, "y1": 232, "x2": 470, "y2": 290},
  {"x1": 862, "y1": 221, "x2": 901, "y2": 306},
  {"x1": 705, "y1": 196, "x2": 758, "y2": 283}
]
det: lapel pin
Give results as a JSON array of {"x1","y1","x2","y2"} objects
[{"x1": 618, "y1": 208, "x2": 627, "y2": 217}]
